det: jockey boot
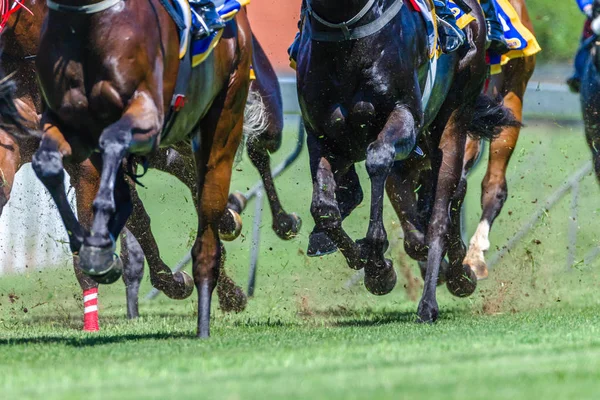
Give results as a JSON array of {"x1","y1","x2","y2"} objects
[
  {"x1": 479, "y1": 0, "x2": 510, "y2": 54},
  {"x1": 190, "y1": 0, "x2": 226, "y2": 40},
  {"x1": 434, "y1": 0, "x2": 466, "y2": 53}
]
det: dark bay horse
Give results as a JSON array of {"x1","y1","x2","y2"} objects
[
  {"x1": 297, "y1": 0, "x2": 518, "y2": 322},
  {"x1": 462, "y1": 0, "x2": 536, "y2": 280},
  {"x1": 581, "y1": 2, "x2": 600, "y2": 189},
  {"x1": 14, "y1": 0, "x2": 252, "y2": 336}
]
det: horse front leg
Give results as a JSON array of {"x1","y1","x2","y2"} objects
[
  {"x1": 32, "y1": 122, "x2": 86, "y2": 253},
  {"x1": 79, "y1": 97, "x2": 159, "y2": 279},
  {"x1": 361, "y1": 107, "x2": 417, "y2": 295},
  {"x1": 307, "y1": 133, "x2": 364, "y2": 270}
]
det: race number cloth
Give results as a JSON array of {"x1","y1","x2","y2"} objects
[{"x1": 449, "y1": 0, "x2": 541, "y2": 75}]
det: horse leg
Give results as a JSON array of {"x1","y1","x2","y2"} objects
[
  {"x1": 120, "y1": 227, "x2": 144, "y2": 319},
  {"x1": 360, "y1": 107, "x2": 419, "y2": 295},
  {"x1": 79, "y1": 96, "x2": 162, "y2": 279},
  {"x1": 445, "y1": 169, "x2": 477, "y2": 297},
  {"x1": 386, "y1": 163, "x2": 451, "y2": 284},
  {"x1": 145, "y1": 147, "x2": 245, "y2": 311},
  {"x1": 193, "y1": 82, "x2": 250, "y2": 337},
  {"x1": 246, "y1": 126, "x2": 302, "y2": 241},
  {"x1": 68, "y1": 160, "x2": 102, "y2": 330},
  {"x1": 307, "y1": 133, "x2": 364, "y2": 271},
  {"x1": 32, "y1": 123, "x2": 86, "y2": 254},
  {"x1": 124, "y1": 178, "x2": 194, "y2": 300},
  {"x1": 418, "y1": 114, "x2": 474, "y2": 323},
  {"x1": 464, "y1": 92, "x2": 523, "y2": 280},
  {"x1": 307, "y1": 164, "x2": 363, "y2": 257}
]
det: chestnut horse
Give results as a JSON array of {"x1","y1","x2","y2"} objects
[
  {"x1": 1, "y1": 2, "x2": 284, "y2": 333},
  {"x1": 297, "y1": 0, "x2": 518, "y2": 322},
  {"x1": 462, "y1": 0, "x2": 536, "y2": 280}
]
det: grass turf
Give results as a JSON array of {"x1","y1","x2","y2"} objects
[{"x1": 1, "y1": 119, "x2": 600, "y2": 399}]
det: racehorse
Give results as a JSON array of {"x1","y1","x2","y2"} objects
[
  {"x1": 462, "y1": 0, "x2": 537, "y2": 280},
  {"x1": 581, "y1": 1, "x2": 600, "y2": 190},
  {"x1": 296, "y1": 0, "x2": 518, "y2": 322},
  {"x1": 1, "y1": 2, "x2": 284, "y2": 338}
]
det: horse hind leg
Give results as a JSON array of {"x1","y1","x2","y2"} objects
[
  {"x1": 244, "y1": 89, "x2": 301, "y2": 240},
  {"x1": 120, "y1": 227, "x2": 144, "y2": 319},
  {"x1": 124, "y1": 177, "x2": 193, "y2": 300},
  {"x1": 464, "y1": 92, "x2": 523, "y2": 280}
]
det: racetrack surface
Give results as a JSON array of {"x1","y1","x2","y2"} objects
[{"x1": 1, "y1": 120, "x2": 600, "y2": 399}]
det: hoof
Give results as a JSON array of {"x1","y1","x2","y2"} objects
[
  {"x1": 418, "y1": 259, "x2": 449, "y2": 286},
  {"x1": 446, "y1": 265, "x2": 478, "y2": 298},
  {"x1": 364, "y1": 259, "x2": 397, "y2": 295},
  {"x1": 89, "y1": 256, "x2": 123, "y2": 284},
  {"x1": 217, "y1": 274, "x2": 248, "y2": 313},
  {"x1": 219, "y1": 208, "x2": 243, "y2": 241},
  {"x1": 79, "y1": 245, "x2": 119, "y2": 276},
  {"x1": 164, "y1": 271, "x2": 194, "y2": 300},
  {"x1": 307, "y1": 231, "x2": 337, "y2": 257},
  {"x1": 417, "y1": 299, "x2": 439, "y2": 323},
  {"x1": 227, "y1": 191, "x2": 247, "y2": 214},
  {"x1": 274, "y1": 212, "x2": 302, "y2": 240},
  {"x1": 467, "y1": 257, "x2": 489, "y2": 280}
]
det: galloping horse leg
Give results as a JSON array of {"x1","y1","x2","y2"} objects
[
  {"x1": 418, "y1": 112, "x2": 473, "y2": 323},
  {"x1": 386, "y1": 163, "x2": 451, "y2": 284},
  {"x1": 119, "y1": 227, "x2": 144, "y2": 319},
  {"x1": 445, "y1": 167, "x2": 477, "y2": 297},
  {"x1": 241, "y1": 36, "x2": 301, "y2": 240},
  {"x1": 307, "y1": 164, "x2": 363, "y2": 256},
  {"x1": 307, "y1": 132, "x2": 364, "y2": 271},
  {"x1": 145, "y1": 147, "x2": 244, "y2": 310},
  {"x1": 32, "y1": 122, "x2": 87, "y2": 254},
  {"x1": 193, "y1": 84, "x2": 249, "y2": 338},
  {"x1": 360, "y1": 107, "x2": 418, "y2": 295},
  {"x1": 67, "y1": 160, "x2": 103, "y2": 329},
  {"x1": 464, "y1": 56, "x2": 532, "y2": 279},
  {"x1": 123, "y1": 175, "x2": 194, "y2": 300}
]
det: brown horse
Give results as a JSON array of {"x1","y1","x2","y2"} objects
[
  {"x1": 1, "y1": 3, "x2": 293, "y2": 335},
  {"x1": 29, "y1": 0, "x2": 257, "y2": 337},
  {"x1": 462, "y1": 0, "x2": 536, "y2": 280}
]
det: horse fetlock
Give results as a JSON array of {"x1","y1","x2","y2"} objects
[
  {"x1": 364, "y1": 258, "x2": 397, "y2": 295},
  {"x1": 417, "y1": 297, "x2": 439, "y2": 323},
  {"x1": 218, "y1": 208, "x2": 243, "y2": 241},
  {"x1": 273, "y1": 212, "x2": 302, "y2": 240},
  {"x1": 32, "y1": 149, "x2": 64, "y2": 182},
  {"x1": 366, "y1": 142, "x2": 395, "y2": 176}
]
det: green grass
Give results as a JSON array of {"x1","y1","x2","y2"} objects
[
  {"x1": 1, "y1": 120, "x2": 600, "y2": 399},
  {"x1": 528, "y1": 0, "x2": 584, "y2": 63}
]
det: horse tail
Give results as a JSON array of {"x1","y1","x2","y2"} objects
[
  {"x1": 467, "y1": 94, "x2": 522, "y2": 141},
  {"x1": 243, "y1": 88, "x2": 269, "y2": 140},
  {"x1": 0, "y1": 68, "x2": 28, "y2": 138},
  {"x1": 235, "y1": 88, "x2": 269, "y2": 164}
]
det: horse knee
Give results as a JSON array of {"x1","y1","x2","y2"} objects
[
  {"x1": 366, "y1": 142, "x2": 395, "y2": 176},
  {"x1": 32, "y1": 147, "x2": 64, "y2": 184}
]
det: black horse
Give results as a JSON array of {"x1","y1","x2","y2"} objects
[
  {"x1": 581, "y1": 1, "x2": 600, "y2": 181},
  {"x1": 296, "y1": 0, "x2": 518, "y2": 322}
]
